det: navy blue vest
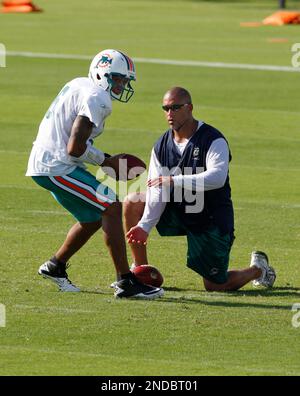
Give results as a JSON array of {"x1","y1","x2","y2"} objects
[{"x1": 154, "y1": 123, "x2": 234, "y2": 235}]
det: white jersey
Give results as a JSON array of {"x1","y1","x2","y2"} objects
[{"x1": 26, "y1": 77, "x2": 112, "y2": 176}]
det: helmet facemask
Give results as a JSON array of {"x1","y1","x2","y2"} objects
[{"x1": 105, "y1": 73, "x2": 135, "y2": 103}]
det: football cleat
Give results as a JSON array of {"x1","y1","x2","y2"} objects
[
  {"x1": 250, "y1": 251, "x2": 276, "y2": 288},
  {"x1": 110, "y1": 264, "x2": 137, "y2": 289},
  {"x1": 114, "y1": 275, "x2": 164, "y2": 299},
  {"x1": 110, "y1": 280, "x2": 118, "y2": 289},
  {"x1": 38, "y1": 260, "x2": 80, "y2": 292}
]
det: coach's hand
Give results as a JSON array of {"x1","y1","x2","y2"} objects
[
  {"x1": 126, "y1": 226, "x2": 148, "y2": 245},
  {"x1": 147, "y1": 176, "x2": 174, "y2": 187}
]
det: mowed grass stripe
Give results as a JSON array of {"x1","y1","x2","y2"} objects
[{"x1": 1, "y1": 345, "x2": 299, "y2": 376}]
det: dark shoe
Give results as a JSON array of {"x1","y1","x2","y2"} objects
[
  {"x1": 114, "y1": 276, "x2": 164, "y2": 299},
  {"x1": 38, "y1": 260, "x2": 80, "y2": 292}
]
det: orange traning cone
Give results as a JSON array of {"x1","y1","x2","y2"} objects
[
  {"x1": 1, "y1": 1, "x2": 42, "y2": 13},
  {"x1": 263, "y1": 11, "x2": 300, "y2": 26}
]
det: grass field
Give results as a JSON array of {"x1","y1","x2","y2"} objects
[{"x1": 0, "y1": 0, "x2": 300, "y2": 376}]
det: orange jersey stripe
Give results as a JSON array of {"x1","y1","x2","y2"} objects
[{"x1": 55, "y1": 176, "x2": 110, "y2": 208}]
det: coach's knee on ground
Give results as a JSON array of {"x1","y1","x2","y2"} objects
[{"x1": 203, "y1": 278, "x2": 227, "y2": 292}]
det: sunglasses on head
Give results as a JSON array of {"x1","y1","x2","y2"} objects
[{"x1": 162, "y1": 103, "x2": 190, "y2": 112}]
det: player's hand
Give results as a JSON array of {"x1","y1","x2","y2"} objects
[
  {"x1": 126, "y1": 226, "x2": 148, "y2": 245},
  {"x1": 147, "y1": 176, "x2": 174, "y2": 187}
]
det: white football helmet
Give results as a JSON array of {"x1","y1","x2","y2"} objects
[{"x1": 88, "y1": 49, "x2": 136, "y2": 103}]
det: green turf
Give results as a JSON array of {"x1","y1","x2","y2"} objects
[{"x1": 0, "y1": 0, "x2": 300, "y2": 376}]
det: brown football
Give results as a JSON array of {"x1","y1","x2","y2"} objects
[
  {"x1": 102, "y1": 153, "x2": 146, "y2": 181},
  {"x1": 118, "y1": 154, "x2": 146, "y2": 181},
  {"x1": 132, "y1": 265, "x2": 164, "y2": 287}
]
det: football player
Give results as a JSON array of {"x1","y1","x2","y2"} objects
[{"x1": 26, "y1": 49, "x2": 163, "y2": 299}]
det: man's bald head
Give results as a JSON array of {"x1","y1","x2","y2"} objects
[
  {"x1": 163, "y1": 87, "x2": 192, "y2": 104},
  {"x1": 162, "y1": 87, "x2": 196, "y2": 133}
]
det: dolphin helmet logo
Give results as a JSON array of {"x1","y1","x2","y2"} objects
[{"x1": 97, "y1": 54, "x2": 113, "y2": 68}]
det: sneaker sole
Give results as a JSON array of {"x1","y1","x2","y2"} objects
[
  {"x1": 115, "y1": 288, "x2": 164, "y2": 299},
  {"x1": 252, "y1": 281, "x2": 274, "y2": 288}
]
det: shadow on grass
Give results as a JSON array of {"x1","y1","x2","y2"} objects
[
  {"x1": 80, "y1": 286, "x2": 299, "y2": 311},
  {"x1": 159, "y1": 286, "x2": 300, "y2": 311},
  {"x1": 164, "y1": 285, "x2": 300, "y2": 297},
  {"x1": 81, "y1": 289, "x2": 110, "y2": 295},
  {"x1": 156, "y1": 296, "x2": 292, "y2": 311}
]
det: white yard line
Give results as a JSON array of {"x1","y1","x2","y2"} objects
[
  {"x1": 14, "y1": 304, "x2": 98, "y2": 314},
  {"x1": 6, "y1": 50, "x2": 300, "y2": 73},
  {"x1": 0, "y1": 184, "x2": 39, "y2": 190}
]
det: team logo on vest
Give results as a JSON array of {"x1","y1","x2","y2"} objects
[
  {"x1": 97, "y1": 54, "x2": 113, "y2": 68},
  {"x1": 193, "y1": 147, "x2": 200, "y2": 158},
  {"x1": 210, "y1": 268, "x2": 219, "y2": 276}
]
